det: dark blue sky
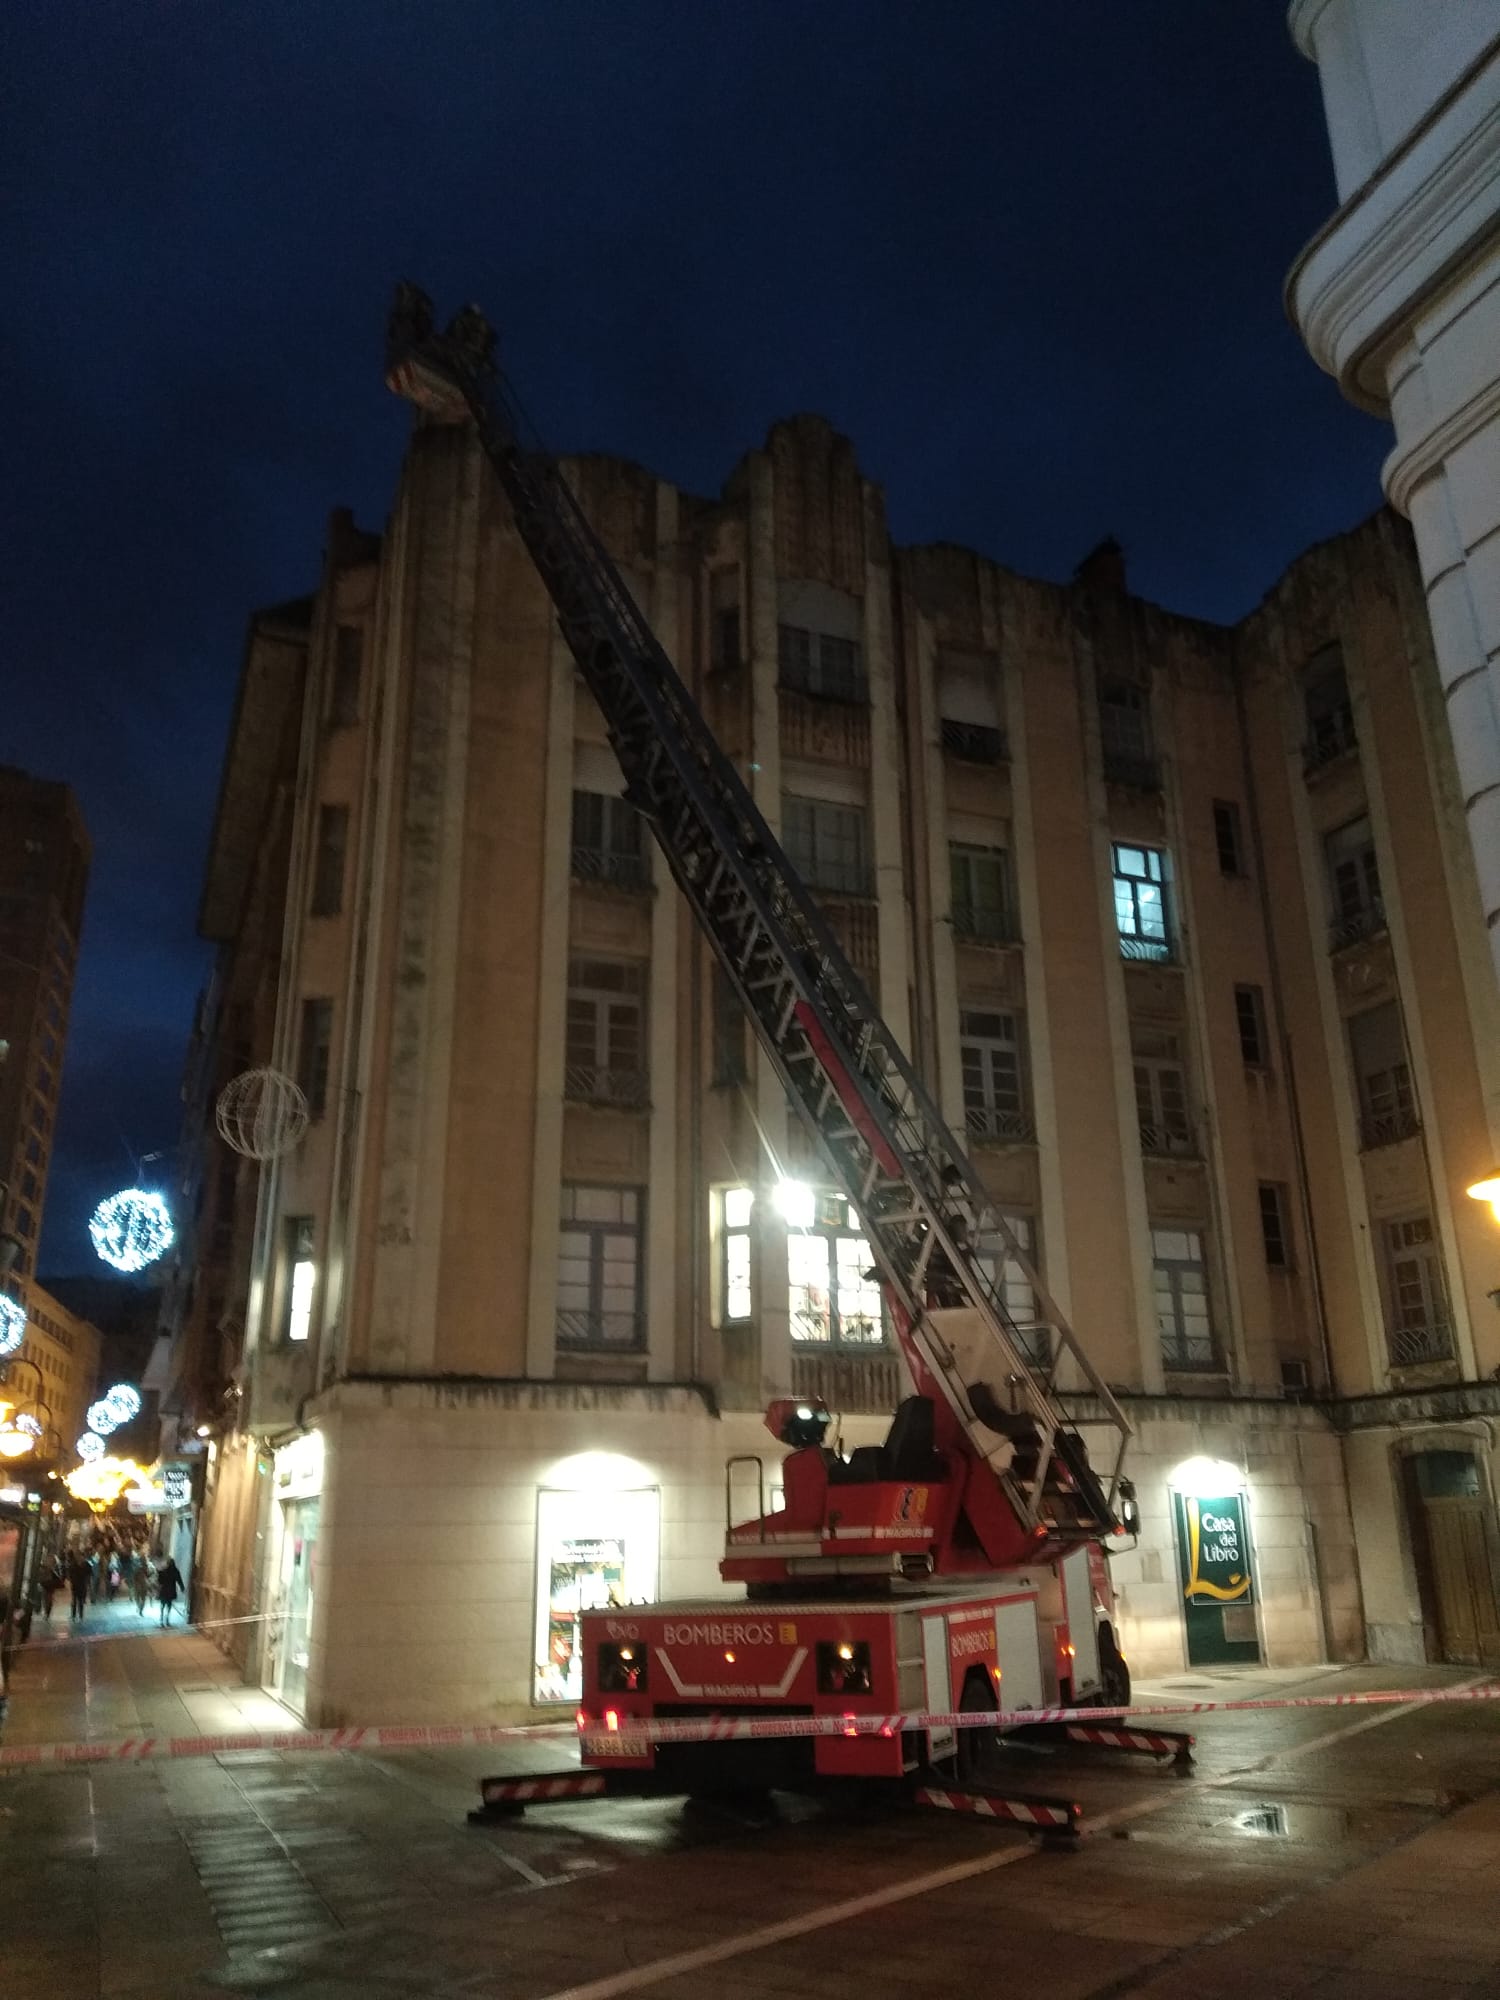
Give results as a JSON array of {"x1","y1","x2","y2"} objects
[{"x1": 6, "y1": 2, "x2": 1387, "y2": 1275}]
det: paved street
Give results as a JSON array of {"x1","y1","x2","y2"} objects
[{"x1": 4, "y1": 1615, "x2": 1500, "y2": 2000}]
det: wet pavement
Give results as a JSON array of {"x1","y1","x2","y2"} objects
[{"x1": 3, "y1": 1616, "x2": 1499, "y2": 1999}]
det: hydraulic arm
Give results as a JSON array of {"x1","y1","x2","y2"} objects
[{"x1": 385, "y1": 287, "x2": 1130, "y2": 1560}]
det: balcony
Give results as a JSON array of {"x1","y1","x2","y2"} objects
[
  {"x1": 1139, "y1": 1122, "x2": 1198, "y2": 1159},
  {"x1": 965, "y1": 1105, "x2": 1036, "y2": 1145},
  {"x1": 571, "y1": 845, "x2": 651, "y2": 892},
  {"x1": 1327, "y1": 896, "x2": 1385, "y2": 954},
  {"x1": 1162, "y1": 1334, "x2": 1221, "y2": 1373},
  {"x1": 791, "y1": 1347, "x2": 903, "y2": 1414},
  {"x1": 1102, "y1": 749, "x2": 1162, "y2": 792},
  {"x1": 1118, "y1": 932, "x2": 1176, "y2": 965},
  {"x1": 940, "y1": 719, "x2": 1008, "y2": 765},
  {"x1": 1386, "y1": 1319, "x2": 1454, "y2": 1368},
  {"x1": 1302, "y1": 707, "x2": 1357, "y2": 777},
  {"x1": 563, "y1": 1066, "x2": 650, "y2": 1111},
  {"x1": 951, "y1": 902, "x2": 1019, "y2": 946},
  {"x1": 556, "y1": 1308, "x2": 646, "y2": 1353},
  {"x1": 1359, "y1": 1106, "x2": 1422, "y2": 1151}
]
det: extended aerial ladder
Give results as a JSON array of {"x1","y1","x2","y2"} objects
[{"x1": 384, "y1": 286, "x2": 1132, "y2": 1575}]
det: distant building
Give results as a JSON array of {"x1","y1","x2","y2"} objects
[
  {"x1": 0, "y1": 765, "x2": 89, "y2": 1280},
  {"x1": 1287, "y1": 1, "x2": 1500, "y2": 988},
  {"x1": 11, "y1": 1277, "x2": 101, "y2": 1458},
  {"x1": 169, "y1": 410, "x2": 1500, "y2": 1727}
]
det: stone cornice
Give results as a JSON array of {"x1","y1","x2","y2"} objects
[
  {"x1": 1384, "y1": 370, "x2": 1500, "y2": 511},
  {"x1": 1286, "y1": 49, "x2": 1500, "y2": 412},
  {"x1": 1287, "y1": 0, "x2": 1332, "y2": 62},
  {"x1": 314, "y1": 1372, "x2": 720, "y2": 1420}
]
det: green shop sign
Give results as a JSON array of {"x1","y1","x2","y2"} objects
[{"x1": 1174, "y1": 1490, "x2": 1253, "y2": 1606}]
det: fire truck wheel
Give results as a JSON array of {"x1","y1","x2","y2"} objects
[
  {"x1": 954, "y1": 1667, "x2": 999, "y2": 1783},
  {"x1": 1097, "y1": 1622, "x2": 1131, "y2": 1708}
]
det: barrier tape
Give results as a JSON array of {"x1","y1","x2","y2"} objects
[{"x1": 1, "y1": 1680, "x2": 1496, "y2": 1771}]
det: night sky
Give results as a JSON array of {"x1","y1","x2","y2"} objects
[{"x1": 7, "y1": 3, "x2": 1388, "y2": 1276}]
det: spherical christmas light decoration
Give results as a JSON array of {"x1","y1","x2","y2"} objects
[
  {"x1": 76, "y1": 1431, "x2": 105, "y2": 1462},
  {"x1": 87, "y1": 1398, "x2": 121, "y2": 1437},
  {"x1": 102, "y1": 1383, "x2": 142, "y2": 1425},
  {"x1": 0, "y1": 1293, "x2": 23, "y2": 1357},
  {"x1": 88, "y1": 1188, "x2": 174, "y2": 1273},
  {"x1": 215, "y1": 1068, "x2": 310, "y2": 1162}
]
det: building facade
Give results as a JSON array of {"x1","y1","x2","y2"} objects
[
  {"x1": 172, "y1": 409, "x2": 1500, "y2": 1726},
  {"x1": 1288, "y1": 0, "x2": 1500, "y2": 990}
]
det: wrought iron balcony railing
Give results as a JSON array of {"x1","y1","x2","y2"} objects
[
  {"x1": 1103, "y1": 749, "x2": 1162, "y2": 791},
  {"x1": 1358, "y1": 1106, "x2": 1421, "y2": 1151},
  {"x1": 556, "y1": 1308, "x2": 646, "y2": 1352},
  {"x1": 964, "y1": 1105, "x2": 1036, "y2": 1144},
  {"x1": 1328, "y1": 896, "x2": 1385, "y2": 954},
  {"x1": 1387, "y1": 1319, "x2": 1454, "y2": 1368},
  {"x1": 1140, "y1": 1122, "x2": 1198, "y2": 1159},
  {"x1": 791, "y1": 1347, "x2": 903, "y2": 1415},
  {"x1": 1119, "y1": 932, "x2": 1176, "y2": 964},
  {"x1": 951, "y1": 902, "x2": 1019, "y2": 945},
  {"x1": 563, "y1": 1065, "x2": 650, "y2": 1110},
  {"x1": 1303, "y1": 707, "x2": 1357, "y2": 776},
  {"x1": 1161, "y1": 1333, "x2": 1222, "y2": 1373},
  {"x1": 570, "y1": 845, "x2": 651, "y2": 891},
  {"x1": 940, "y1": 719, "x2": 1008, "y2": 764}
]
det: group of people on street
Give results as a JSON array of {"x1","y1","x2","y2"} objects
[{"x1": 39, "y1": 1532, "x2": 184, "y2": 1628}]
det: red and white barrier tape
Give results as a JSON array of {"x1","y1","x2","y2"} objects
[{"x1": 1, "y1": 1680, "x2": 1496, "y2": 1770}]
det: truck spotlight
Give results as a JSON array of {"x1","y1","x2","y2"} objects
[
  {"x1": 817, "y1": 1640, "x2": 872, "y2": 1695},
  {"x1": 597, "y1": 1642, "x2": 646, "y2": 1693}
]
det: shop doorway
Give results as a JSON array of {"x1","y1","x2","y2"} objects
[
  {"x1": 1403, "y1": 1451, "x2": 1500, "y2": 1667},
  {"x1": 533, "y1": 1484, "x2": 659, "y2": 1705},
  {"x1": 268, "y1": 1497, "x2": 320, "y2": 1714}
]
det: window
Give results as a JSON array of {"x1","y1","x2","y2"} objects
[
  {"x1": 777, "y1": 623, "x2": 867, "y2": 703},
  {"x1": 787, "y1": 1192, "x2": 884, "y2": 1347},
  {"x1": 782, "y1": 796, "x2": 871, "y2": 896},
  {"x1": 310, "y1": 805, "x2": 349, "y2": 917},
  {"x1": 711, "y1": 964, "x2": 748, "y2": 1087},
  {"x1": 1132, "y1": 1029, "x2": 1194, "y2": 1156},
  {"x1": 1258, "y1": 1184, "x2": 1290, "y2": 1267},
  {"x1": 571, "y1": 791, "x2": 649, "y2": 890},
  {"x1": 713, "y1": 606, "x2": 741, "y2": 672},
  {"x1": 959, "y1": 1009, "x2": 1031, "y2": 1141},
  {"x1": 1112, "y1": 844, "x2": 1173, "y2": 961},
  {"x1": 1348, "y1": 1001, "x2": 1417, "y2": 1149},
  {"x1": 1213, "y1": 800, "x2": 1245, "y2": 876},
  {"x1": 1153, "y1": 1228, "x2": 1216, "y2": 1370},
  {"x1": 557, "y1": 1185, "x2": 644, "y2": 1349},
  {"x1": 720, "y1": 1186, "x2": 754, "y2": 1321},
  {"x1": 973, "y1": 1214, "x2": 1048, "y2": 1365},
  {"x1": 950, "y1": 843, "x2": 1016, "y2": 943},
  {"x1": 938, "y1": 655, "x2": 1005, "y2": 763},
  {"x1": 297, "y1": 999, "x2": 334, "y2": 1119},
  {"x1": 1099, "y1": 680, "x2": 1158, "y2": 787},
  {"x1": 282, "y1": 1217, "x2": 316, "y2": 1343},
  {"x1": 1325, "y1": 817, "x2": 1383, "y2": 948},
  {"x1": 1234, "y1": 984, "x2": 1269, "y2": 1067},
  {"x1": 565, "y1": 958, "x2": 648, "y2": 1108},
  {"x1": 1303, "y1": 648, "x2": 1355, "y2": 772},
  {"x1": 1382, "y1": 1217, "x2": 1453, "y2": 1367},
  {"x1": 330, "y1": 625, "x2": 362, "y2": 727}
]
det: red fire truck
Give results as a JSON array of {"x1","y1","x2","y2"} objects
[{"x1": 385, "y1": 291, "x2": 1177, "y2": 1831}]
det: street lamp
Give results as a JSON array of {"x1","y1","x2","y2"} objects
[{"x1": 1465, "y1": 1168, "x2": 1500, "y2": 1226}]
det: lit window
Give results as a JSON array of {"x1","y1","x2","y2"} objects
[
  {"x1": 1112, "y1": 844, "x2": 1173, "y2": 961},
  {"x1": 283, "y1": 1218, "x2": 316, "y2": 1343},
  {"x1": 786, "y1": 1191, "x2": 884, "y2": 1348},
  {"x1": 720, "y1": 1186, "x2": 754, "y2": 1322}
]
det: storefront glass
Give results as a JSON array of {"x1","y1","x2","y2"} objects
[{"x1": 533, "y1": 1484, "x2": 659, "y2": 1705}]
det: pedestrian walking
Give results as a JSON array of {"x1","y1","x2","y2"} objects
[
  {"x1": 40, "y1": 1555, "x2": 66, "y2": 1623},
  {"x1": 131, "y1": 1551, "x2": 149, "y2": 1615},
  {"x1": 68, "y1": 1552, "x2": 91, "y2": 1622},
  {"x1": 156, "y1": 1557, "x2": 184, "y2": 1627}
]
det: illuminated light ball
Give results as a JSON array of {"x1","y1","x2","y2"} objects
[
  {"x1": 77, "y1": 1432, "x2": 105, "y2": 1462},
  {"x1": 215, "y1": 1068, "x2": 310, "y2": 1162},
  {"x1": 88, "y1": 1189, "x2": 174, "y2": 1274},
  {"x1": 0, "y1": 1293, "x2": 23, "y2": 1357},
  {"x1": 87, "y1": 1399, "x2": 121, "y2": 1437},
  {"x1": 103, "y1": 1383, "x2": 142, "y2": 1425}
]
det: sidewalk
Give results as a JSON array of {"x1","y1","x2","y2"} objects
[{"x1": 3, "y1": 1594, "x2": 296, "y2": 1748}]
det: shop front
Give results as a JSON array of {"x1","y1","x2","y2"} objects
[
  {"x1": 1170, "y1": 1456, "x2": 1262, "y2": 1666},
  {"x1": 532, "y1": 1453, "x2": 660, "y2": 1706},
  {"x1": 265, "y1": 1431, "x2": 322, "y2": 1716}
]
